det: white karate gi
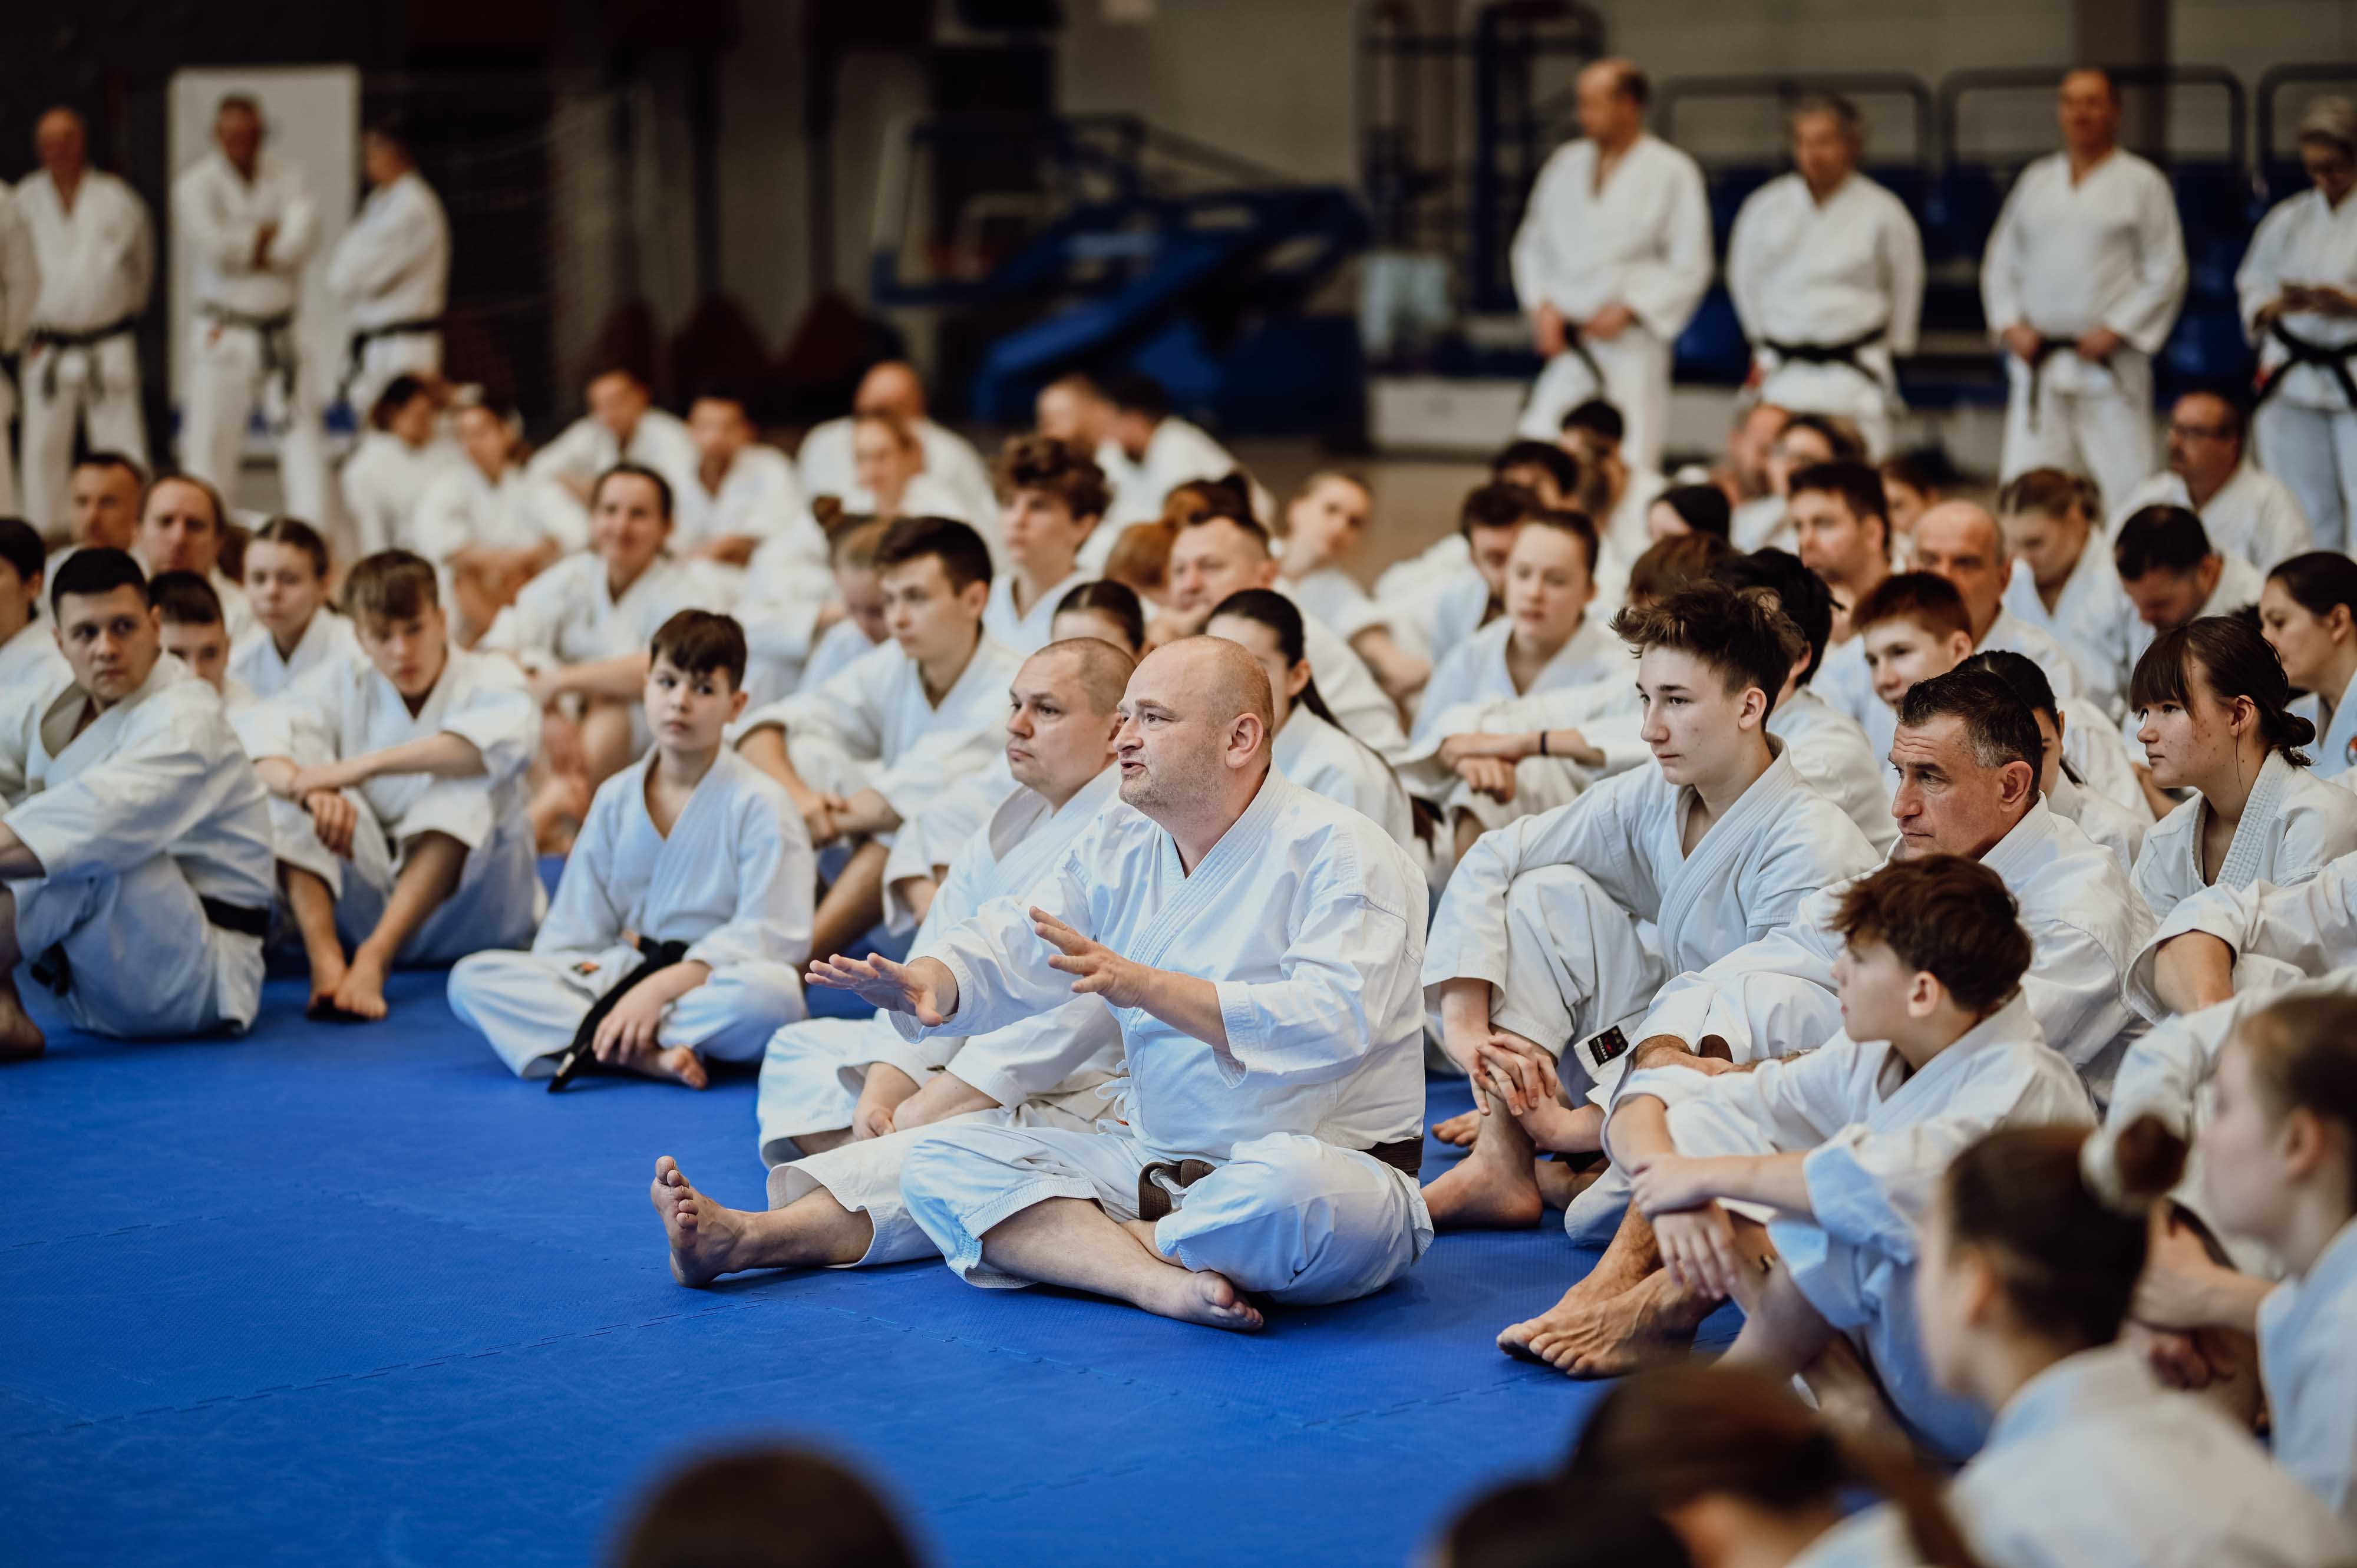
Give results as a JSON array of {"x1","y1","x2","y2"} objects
[
  {"x1": 798, "y1": 415, "x2": 999, "y2": 533},
  {"x1": 1285, "y1": 567, "x2": 1385, "y2": 645},
  {"x1": 340, "y1": 430, "x2": 463, "y2": 557},
  {"x1": 15, "y1": 168, "x2": 151, "y2": 529},
  {"x1": 1509, "y1": 134, "x2": 1712, "y2": 472},
  {"x1": 1272, "y1": 707, "x2": 1417, "y2": 857},
  {"x1": 2121, "y1": 843, "x2": 2357, "y2": 1022},
  {"x1": 0, "y1": 188, "x2": 38, "y2": 514},
  {"x1": 757, "y1": 771, "x2": 1127, "y2": 1265},
  {"x1": 1616, "y1": 993, "x2": 2092, "y2": 1459},
  {"x1": 1372, "y1": 533, "x2": 1470, "y2": 609},
  {"x1": 2122, "y1": 552, "x2": 2266, "y2": 692},
  {"x1": 2048, "y1": 774, "x2": 2146, "y2": 873},
  {"x1": 2239, "y1": 185, "x2": 2357, "y2": 550},
  {"x1": 1980, "y1": 606, "x2": 2088, "y2": 703},
  {"x1": 1949, "y1": 1344, "x2": 2349, "y2": 1568},
  {"x1": 1638, "y1": 801, "x2": 2153, "y2": 1102},
  {"x1": 2002, "y1": 546, "x2": 2138, "y2": 719},
  {"x1": 1408, "y1": 616, "x2": 1626, "y2": 750},
  {"x1": 1269, "y1": 589, "x2": 1412, "y2": 765},
  {"x1": 1092, "y1": 417, "x2": 1247, "y2": 533},
  {"x1": 1381, "y1": 565, "x2": 1494, "y2": 669},
  {"x1": 734, "y1": 543, "x2": 854, "y2": 710},
  {"x1": 2259, "y1": 1217, "x2": 2357, "y2": 1534},
  {"x1": 2293, "y1": 666, "x2": 2357, "y2": 785},
  {"x1": 323, "y1": 170, "x2": 448, "y2": 415},
  {"x1": 982, "y1": 567, "x2": 1092, "y2": 657},
  {"x1": 674, "y1": 446, "x2": 813, "y2": 559},
  {"x1": 2132, "y1": 752, "x2": 2357, "y2": 923},
  {"x1": 173, "y1": 149, "x2": 325, "y2": 519},
  {"x1": 448, "y1": 749, "x2": 811, "y2": 1076},
  {"x1": 877, "y1": 763, "x2": 1021, "y2": 934},
  {"x1": 1983, "y1": 150, "x2": 2187, "y2": 507},
  {"x1": 1397, "y1": 674, "x2": 1635, "y2": 852},
  {"x1": 1425, "y1": 748, "x2": 1880, "y2": 1098},
  {"x1": 524, "y1": 408, "x2": 701, "y2": 536},
  {"x1": 1727, "y1": 172, "x2": 1924, "y2": 457},
  {"x1": 2114, "y1": 463, "x2": 2312, "y2": 574},
  {"x1": 1769, "y1": 686, "x2": 1897, "y2": 856},
  {"x1": 894, "y1": 773, "x2": 1434, "y2": 1305},
  {"x1": 207, "y1": 570, "x2": 258, "y2": 649},
  {"x1": 248, "y1": 645, "x2": 543, "y2": 963},
  {"x1": 1861, "y1": 689, "x2": 2137, "y2": 819},
  {"x1": 227, "y1": 609, "x2": 359, "y2": 702},
  {"x1": 738, "y1": 634, "x2": 1024, "y2": 842},
  {"x1": 0, "y1": 656, "x2": 274, "y2": 1037},
  {"x1": 409, "y1": 461, "x2": 586, "y2": 567},
  {"x1": 0, "y1": 619, "x2": 67, "y2": 695}
]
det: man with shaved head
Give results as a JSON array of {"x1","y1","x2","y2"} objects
[
  {"x1": 795, "y1": 358, "x2": 998, "y2": 527},
  {"x1": 16, "y1": 106, "x2": 153, "y2": 532},
  {"x1": 1510, "y1": 57, "x2": 1711, "y2": 472},
  {"x1": 660, "y1": 636, "x2": 1432, "y2": 1328},
  {"x1": 1909, "y1": 499, "x2": 2089, "y2": 704}
]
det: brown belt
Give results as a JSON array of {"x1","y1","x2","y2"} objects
[{"x1": 1134, "y1": 1137, "x2": 1424, "y2": 1222}]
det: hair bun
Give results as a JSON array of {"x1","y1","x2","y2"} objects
[
  {"x1": 2081, "y1": 1115, "x2": 2188, "y2": 1213},
  {"x1": 2283, "y1": 711, "x2": 2319, "y2": 750}
]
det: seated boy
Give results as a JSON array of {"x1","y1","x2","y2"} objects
[
  {"x1": 739, "y1": 514, "x2": 887, "y2": 708},
  {"x1": 735, "y1": 516, "x2": 1019, "y2": 959},
  {"x1": 229, "y1": 516, "x2": 359, "y2": 699},
  {"x1": 985, "y1": 434, "x2": 1107, "y2": 655},
  {"x1": 1590, "y1": 856, "x2": 2090, "y2": 1458},
  {"x1": 247, "y1": 550, "x2": 544, "y2": 1021},
  {"x1": 450, "y1": 610, "x2": 812, "y2": 1087},
  {"x1": 0, "y1": 549, "x2": 275, "y2": 1055},
  {"x1": 0, "y1": 517, "x2": 65, "y2": 691},
  {"x1": 151, "y1": 570, "x2": 244, "y2": 704}
]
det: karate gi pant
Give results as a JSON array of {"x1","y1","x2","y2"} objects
[
  {"x1": 1998, "y1": 349, "x2": 2154, "y2": 514},
  {"x1": 1757, "y1": 362, "x2": 1893, "y2": 459},
  {"x1": 1517, "y1": 327, "x2": 1673, "y2": 476},
  {"x1": 12, "y1": 856, "x2": 262, "y2": 1037},
  {"x1": 279, "y1": 784, "x2": 541, "y2": 967},
  {"x1": 902, "y1": 1123, "x2": 1434, "y2": 1306},
  {"x1": 20, "y1": 338, "x2": 146, "y2": 533},
  {"x1": 1489, "y1": 866, "x2": 1668, "y2": 1098},
  {"x1": 2256, "y1": 401, "x2": 2357, "y2": 554},
  {"x1": 181, "y1": 318, "x2": 328, "y2": 523},
  {"x1": 344, "y1": 331, "x2": 442, "y2": 425},
  {"x1": 447, "y1": 946, "x2": 804, "y2": 1078}
]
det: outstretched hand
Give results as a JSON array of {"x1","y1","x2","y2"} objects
[
  {"x1": 1031, "y1": 907, "x2": 1151, "y2": 1009},
  {"x1": 806, "y1": 952, "x2": 949, "y2": 1027}
]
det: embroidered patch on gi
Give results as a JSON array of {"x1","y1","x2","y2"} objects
[{"x1": 1580, "y1": 1026, "x2": 1630, "y2": 1073}]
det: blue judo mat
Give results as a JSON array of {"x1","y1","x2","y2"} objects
[{"x1": 0, "y1": 966, "x2": 1736, "y2": 1567}]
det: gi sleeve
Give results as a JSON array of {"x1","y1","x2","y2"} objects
[
  {"x1": 121, "y1": 187, "x2": 156, "y2": 313},
  {"x1": 1212, "y1": 843, "x2": 1419, "y2": 1086},
  {"x1": 264, "y1": 177, "x2": 318, "y2": 273},
  {"x1": 1881, "y1": 198, "x2": 1926, "y2": 356},
  {"x1": 1623, "y1": 153, "x2": 1714, "y2": 341},
  {"x1": 174, "y1": 168, "x2": 260, "y2": 275},
  {"x1": 939, "y1": 999, "x2": 1125, "y2": 1108},
  {"x1": 685, "y1": 791, "x2": 816, "y2": 970},
  {"x1": 6, "y1": 707, "x2": 240, "y2": 879},
  {"x1": 2124, "y1": 867, "x2": 2357, "y2": 1020},
  {"x1": 0, "y1": 195, "x2": 37, "y2": 353},
  {"x1": 1979, "y1": 169, "x2": 2030, "y2": 341},
  {"x1": 1422, "y1": 774, "x2": 1649, "y2": 992},
  {"x1": 1508, "y1": 148, "x2": 1570, "y2": 315},
  {"x1": 1724, "y1": 187, "x2": 1768, "y2": 344},
  {"x1": 2236, "y1": 200, "x2": 2295, "y2": 338},
  {"x1": 2108, "y1": 163, "x2": 2188, "y2": 354},
  {"x1": 326, "y1": 185, "x2": 435, "y2": 302},
  {"x1": 1606, "y1": 1044, "x2": 1858, "y2": 1168},
  {"x1": 474, "y1": 570, "x2": 566, "y2": 666},
  {"x1": 890, "y1": 856, "x2": 1100, "y2": 1044},
  {"x1": 438, "y1": 662, "x2": 540, "y2": 791}
]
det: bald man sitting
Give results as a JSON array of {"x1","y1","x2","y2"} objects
[
  {"x1": 796, "y1": 359, "x2": 998, "y2": 528},
  {"x1": 663, "y1": 638, "x2": 1434, "y2": 1329}
]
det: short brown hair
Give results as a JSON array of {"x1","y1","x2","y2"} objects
[
  {"x1": 1851, "y1": 570, "x2": 1972, "y2": 641},
  {"x1": 1460, "y1": 480, "x2": 1542, "y2": 539},
  {"x1": 1995, "y1": 467, "x2": 2099, "y2": 525},
  {"x1": 1612, "y1": 580, "x2": 1805, "y2": 718},
  {"x1": 1832, "y1": 856, "x2": 2032, "y2": 1014},
  {"x1": 874, "y1": 514, "x2": 993, "y2": 592},
  {"x1": 1103, "y1": 520, "x2": 1175, "y2": 598},
  {"x1": 151, "y1": 568, "x2": 225, "y2": 628},
  {"x1": 1626, "y1": 532, "x2": 1734, "y2": 606},
  {"x1": 1525, "y1": 507, "x2": 1600, "y2": 575},
  {"x1": 649, "y1": 609, "x2": 747, "y2": 689},
  {"x1": 252, "y1": 515, "x2": 330, "y2": 579},
  {"x1": 828, "y1": 516, "x2": 886, "y2": 571},
  {"x1": 592, "y1": 461, "x2": 674, "y2": 521},
  {"x1": 343, "y1": 549, "x2": 441, "y2": 623},
  {"x1": 995, "y1": 434, "x2": 1111, "y2": 521}
]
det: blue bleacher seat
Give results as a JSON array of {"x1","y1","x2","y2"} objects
[
  {"x1": 1673, "y1": 286, "x2": 1751, "y2": 386},
  {"x1": 2158, "y1": 304, "x2": 2256, "y2": 397}
]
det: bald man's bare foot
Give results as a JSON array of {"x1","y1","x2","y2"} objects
[
  {"x1": 1421, "y1": 1108, "x2": 1544, "y2": 1229},
  {"x1": 329, "y1": 949, "x2": 390, "y2": 1022},
  {"x1": 1506, "y1": 1270, "x2": 1708, "y2": 1377},
  {"x1": 0, "y1": 983, "x2": 45, "y2": 1062},
  {"x1": 1137, "y1": 1266, "x2": 1265, "y2": 1332},
  {"x1": 652, "y1": 1156, "x2": 744, "y2": 1286},
  {"x1": 615, "y1": 1041, "x2": 709, "y2": 1090},
  {"x1": 1431, "y1": 1109, "x2": 1479, "y2": 1147}
]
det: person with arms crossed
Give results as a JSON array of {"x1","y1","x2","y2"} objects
[{"x1": 325, "y1": 121, "x2": 448, "y2": 419}]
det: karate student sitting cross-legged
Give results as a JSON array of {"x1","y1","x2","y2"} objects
[
  {"x1": 228, "y1": 516, "x2": 358, "y2": 699},
  {"x1": 734, "y1": 516, "x2": 1020, "y2": 962},
  {"x1": 650, "y1": 638, "x2": 1133, "y2": 1279},
  {"x1": 1599, "y1": 857, "x2": 2091, "y2": 1449},
  {"x1": 0, "y1": 548, "x2": 275, "y2": 1058},
  {"x1": 449, "y1": 610, "x2": 811, "y2": 1088},
  {"x1": 797, "y1": 638, "x2": 1434, "y2": 1329},
  {"x1": 245, "y1": 549, "x2": 543, "y2": 1021},
  {"x1": 1420, "y1": 582, "x2": 1880, "y2": 1232}
]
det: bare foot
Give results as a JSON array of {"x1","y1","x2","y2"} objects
[
  {"x1": 1136, "y1": 1266, "x2": 1265, "y2": 1332},
  {"x1": 305, "y1": 950, "x2": 349, "y2": 1015},
  {"x1": 330, "y1": 948, "x2": 391, "y2": 1021},
  {"x1": 1431, "y1": 1109, "x2": 1479, "y2": 1147},
  {"x1": 1421, "y1": 1111, "x2": 1544, "y2": 1230},
  {"x1": 1533, "y1": 1158, "x2": 1604, "y2": 1209},
  {"x1": 616, "y1": 1041, "x2": 709, "y2": 1090},
  {"x1": 1121, "y1": 1216, "x2": 1168, "y2": 1259},
  {"x1": 651, "y1": 1156, "x2": 744, "y2": 1286},
  {"x1": 1503, "y1": 1270, "x2": 1708, "y2": 1377},
  {"x1": 0, "y1": 983, "x2": 46, "y2": 1062}
]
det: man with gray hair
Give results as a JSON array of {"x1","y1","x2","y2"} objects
[
  {"x1": 761, "y1": 636, "x2": 1431, "y2": 1328},
  {"x1": 1727, "y1": 95, "x2": 1924, "y2": 457}
]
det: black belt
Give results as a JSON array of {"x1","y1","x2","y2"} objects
[
  {"x1": 1761, "y1": 325, "x2": 1886, "y2": 369},
  {"x1": 2019, "y1": 336, "x2": 2082, "y2": 432},
  {"x1": 26, "y1": 314, "x2": 137, "y2": 400},
  {"x1": 546, "y1": 938, "x2": 694, "y2": 1092},
  {"x1": 29, "y1": 893, "x2": 269, "y2": 996},
  {"x1": 1563, "y1": 325, "x2": 1607, "y2": 398},
  {"x1": 338, "y1": 315, "x2": 444, "y2": 407},
  {"x1": 200, "y1": 303, "x2": 298, "y2": 402},
  {"x1": 2253, "y1": 319, "x2": 2357, "y2": 413},
  {"x1": 1133, "y1": 1137, "x2": 1424, "y2": 1223}
]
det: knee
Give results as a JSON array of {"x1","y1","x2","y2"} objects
[{"x1": 897, "y1": 1128, "x2": 1002, "y2": 1204}]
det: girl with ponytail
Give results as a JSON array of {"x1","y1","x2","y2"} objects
[
  {"x1": 2260, "y1": 551, "x2": 2357, "y2": 784},
  {"x1": 2127, "y1": 614, "x2": 2357, "y2": 925},
  {"x1": 1203, "y1": 589, "x2": 1418, "y2": 858},
  {"x1": 1914, "y1": 1118, "x2": 2349, "y2": 1564},
  {"x1": 1555, "y1": 1362, "x2": 1976, "y2": 1568}
]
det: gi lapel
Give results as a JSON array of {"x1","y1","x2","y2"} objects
[
  {"x1": 1653, "y1": 746, "x2": 1796, "y2": 965},
  {"x1": 2214, "y1": 750, "x2": 2293, "y2": 892}
]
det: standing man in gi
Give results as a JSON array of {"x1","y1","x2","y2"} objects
[
  {"x1": 1509, "y1": 58, "x2": 1711, "y2": 474},
  {"x1": 326, "y1": 121, "x2": 448, "y2": 420},
  {"x1": 173, "y1": 95, "x2": 326, "y2": 521},
  {"x1": 1982, "y1": 68, "x2": 2187, "y2": 508},
  {"x1": 16, "y1": 108, "x2": 151, "y2": 535},
  {"x1": 1727, "y1": 95, "x2": 1924, "y2": 458}
]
